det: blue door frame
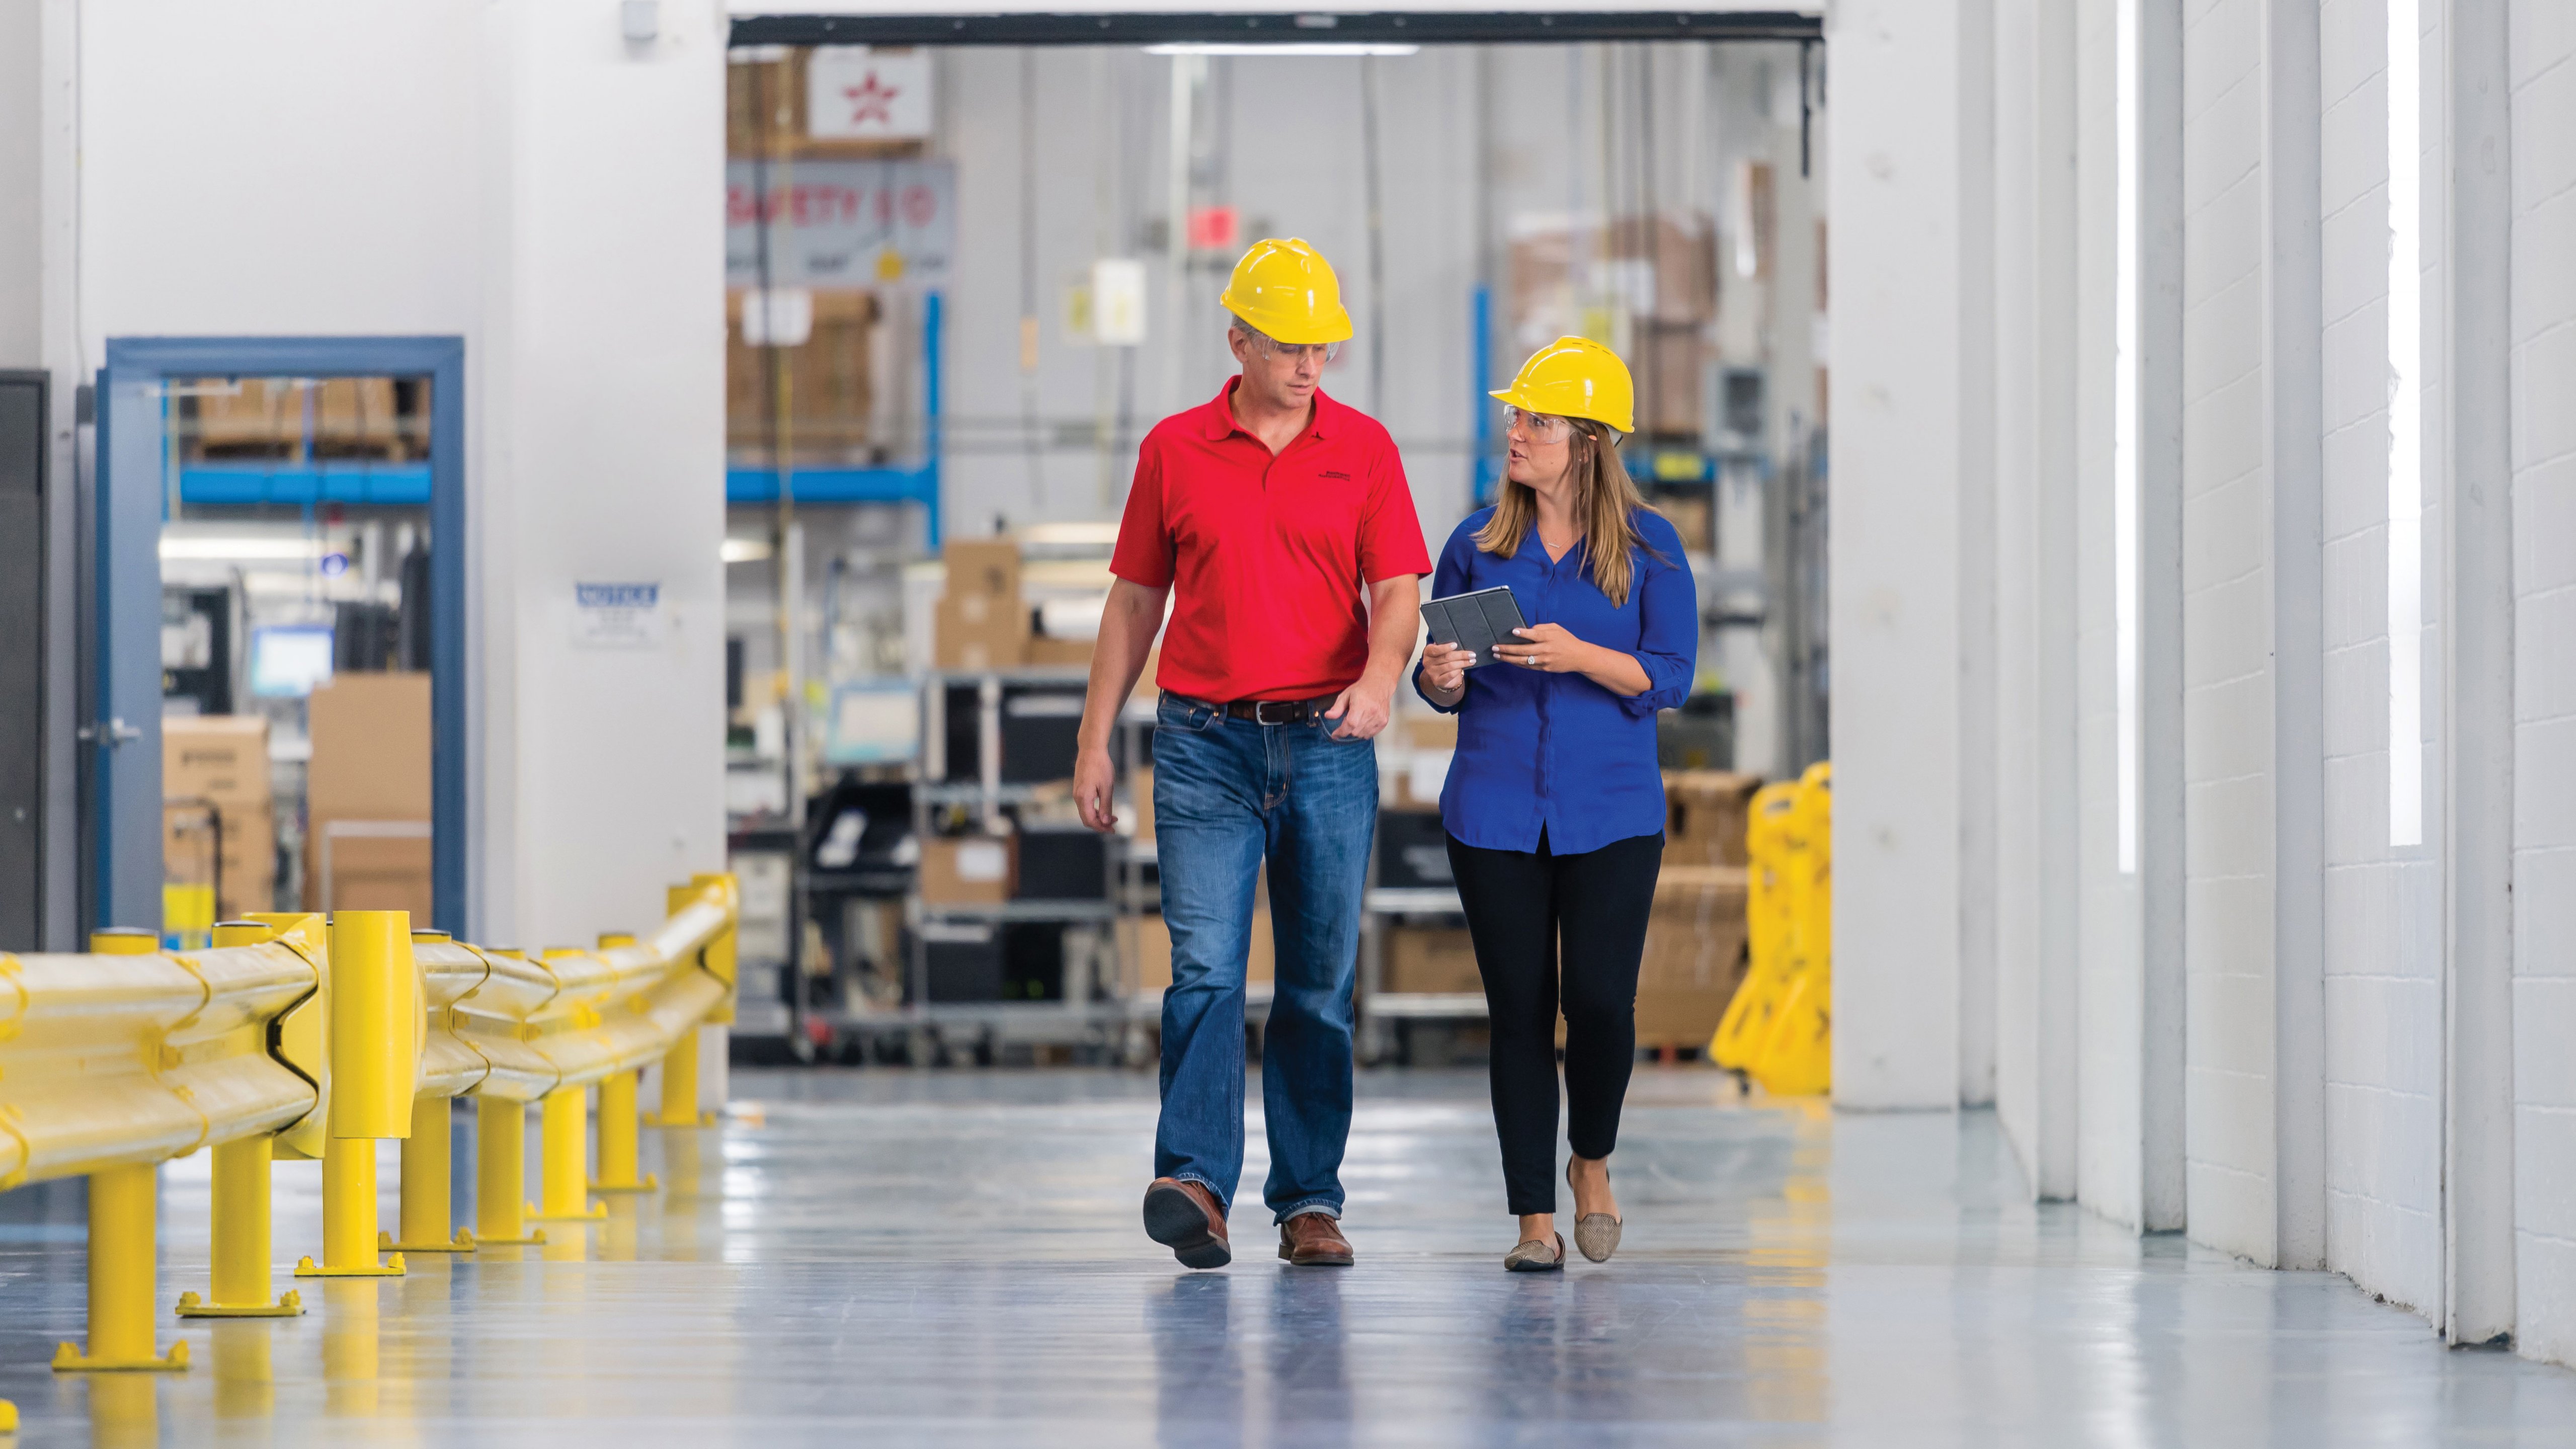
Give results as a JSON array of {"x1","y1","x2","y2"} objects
[{"x1": 96, "y1": 337, "x2": 467, "y2": 935}]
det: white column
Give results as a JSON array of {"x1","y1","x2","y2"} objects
[
  {"x1": 1826, "y1": 0, "x2": 1991, "y2": 1109},
  {"x1": 1990, "y1": 0, "x2": 2083, "y2": 1201},
  {"x1": 2443, "y1": 0, "x2": 2517, "y2": 1350},
  {"x1": 2176, "y1": 0, "x2": 2326, "y2": 1271}
]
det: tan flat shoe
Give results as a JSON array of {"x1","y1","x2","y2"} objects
[
  {"x1": 1568, "y1": 1159, "x2": 1622, "y2": 1263},
  {"x1": 1504, "y1": 1232, "x2": 1565, "y2": 1272}
]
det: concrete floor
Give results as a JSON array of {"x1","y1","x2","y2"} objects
[{"x1": 4, "y1": 1067, "x2": 2574, "y2": 1446}]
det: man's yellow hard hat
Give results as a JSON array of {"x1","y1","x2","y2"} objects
[
  {"x1": 1218, "y1": 237, "x2": 1354, "y2": 346},
  {"x1": 1490, "y1": 336, "x2": 1635, "y2": 434}
]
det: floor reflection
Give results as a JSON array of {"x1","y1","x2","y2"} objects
[
  {"x1": 2, "y1": 1070, "x2": 2569, "y2": 1445},
  {"x1": 1150, "y1": 1273, "x2": 1242, "y2": 1448}
]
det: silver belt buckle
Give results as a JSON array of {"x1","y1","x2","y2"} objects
[{"x1": 1253, "y1": 699, "x2": 1299, "y2": 726}]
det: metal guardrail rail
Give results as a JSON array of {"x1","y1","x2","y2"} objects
[{"x1": 0, "y1": 872, "x2": 738, "y2": 1412}]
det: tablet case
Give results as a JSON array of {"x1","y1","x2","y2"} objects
[{"x1": 1420, "y1": 587, "x2": 1529, "y2": 668}]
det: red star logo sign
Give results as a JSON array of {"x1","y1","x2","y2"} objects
[{"x1": 842, "y1": 72, "x2": 900, "y2": 127}]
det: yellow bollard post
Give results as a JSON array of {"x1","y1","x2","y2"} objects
[
  {"x1": 55, "y1": 928, "x2": 187, "y2": 1373},
  {"x1": 646, "y1": 881, "x2": 721, "y2": 1127},
  {"x1": 471, "y1": 1097, "x2": 544, "y2": 1246},
  {"x1": 176, "y1": 919, "x2": 307, "y2": 1320},
  {"x1": 176, "y1": 1137, "x2": 301, "y2": 1319},
  {"x1": 591, "y1": 1071, "x2": 656, "y2": 1193},
  {"x1": 647, "y1": 1025, "x2": 712, "y2": 1129},
  {"x1": 296, "y1": 910, "x2": 416, "y2": 1278},
  {"x1": 382, "y1": 1096, "x2": 474, "y2": 1252},
  {"x1": 589, "y1": 930, "x2": 657, "y2": 1193},
  {"x1": 531, "y1": 1086, "x2": 604, "y2": 1221}
]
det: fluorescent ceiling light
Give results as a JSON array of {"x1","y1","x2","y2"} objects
[
  {"x1": 722, "y1": 538, "x2": 773, "y2": 564},
  {"x1": 1144, "y1": 42, "x2": 1417, "y2": 56},
  {"x1": 159, "y1": 536, "x2": 330, "y2": 561}
]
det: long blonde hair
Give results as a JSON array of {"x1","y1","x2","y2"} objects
[{"x1": 1475, "y1": 419, "x2": 1663, "y2": 607}]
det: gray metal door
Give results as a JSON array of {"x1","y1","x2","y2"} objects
[
  {"x1": 0, "y1": 372, "x2": 44, "y2": 948},
  {"x1": 91, "y1": 367, "x2": 162, "y2": 934}
]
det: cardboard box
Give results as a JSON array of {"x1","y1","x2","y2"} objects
[
  {"x1": 1655, "y1": 494, "x2": 1714, "y2": 552},
  {"x1": 943, "y1": 537, "x2": 1022, "y2": 602},
  {"x1": 918, "y1": 834, "x2": 1016, "y2": 905},
  {"x1": 1026, "y1": 635, "x2": 1094, "y2": 668},
  {"x1": 1506, "y1": 211, "x2": 1718, "y2": 350},
  {"x1": 1130, "y1": 767, "x2": 1154, "y2": 842},
  {"x1": 1403, "y1": 715, "x2": 1459, "y2": 752},
  {"x1": 726, "y1": 289, "x2": 879, "y2": 460},
  {"x1": 1665, "y1": 770, "x2": 1763, "y2": 868},
  {"x1": 164, "y1": 804, "x2": 276, "y2": 920},
  {"x1": 306, "y1": 673, "x2": 433, "y2": 917},
  {"x1": 1634, "y1": 864, "x2": 1750, "y2": 1048},
  {"x1": 936, "y1": 594, "x2": 1030, "y2": 670},
  {"x1": 1636, "y1": 321, "x2": 1708, "y2": 438},
  {"x1": 1385, "y1": 926, "x2": 1482, "y2": 995},
  {"x1": 164, "y1": 715, "x2": 272, "y2": 809},
  {"x1": 1124, "y1": 910, "x2": 1273, "y2": 994}
]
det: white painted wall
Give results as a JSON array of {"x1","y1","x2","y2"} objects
[
  {"x1": 2510, "y1": 0, "x2": 2576, "y2": 1370},
  {"x1": 70, "y1": 0, "x2": 729, "y2": 948}
]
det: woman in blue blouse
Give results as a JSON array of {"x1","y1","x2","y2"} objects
[{"x1": 1414, "y1": 337, "x2": 1696, "y2": 1272}]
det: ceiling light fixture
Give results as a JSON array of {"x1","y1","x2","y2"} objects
[{"x1": 1143, "y1": 42, "x2": 1418, "y2": 56}]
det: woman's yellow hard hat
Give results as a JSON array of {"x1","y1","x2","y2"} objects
[
  {"x1": 1218, "y1": 237, "x2": 1354, "y2": 346},
  {"x1": 1490, "y1": 336, "x2": 1635, "y2": 434}
]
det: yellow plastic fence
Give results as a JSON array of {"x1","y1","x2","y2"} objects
[
  {"x1": 1709, "y1": 761, "x2": 1831, "y2": 1095},
  {"x1": 0, "y1": 872, "x2": 737, "y2": 1386}
]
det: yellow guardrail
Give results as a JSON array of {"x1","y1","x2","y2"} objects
[
  {"x1": 1710, "y1": 761, "x2": 1831, "y2": 1095},
  {"x1": 0, "y1": 872, "x2": 738, "y2": 1390}
]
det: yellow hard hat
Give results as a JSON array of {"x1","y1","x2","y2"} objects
[
  {"x1": 1490, "y1": 336, "x2": 1635, "y2": 434},
  {"x1": 1218, "y1": 237, "x2": 1354, "y2": 346}
]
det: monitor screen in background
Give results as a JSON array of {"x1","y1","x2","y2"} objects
[{"x1": 249, "y1": 624, "x2": 336, "y2": 698}]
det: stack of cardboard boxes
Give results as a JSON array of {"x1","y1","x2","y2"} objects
[
  {"x1": 1633, "y1": 769, "x2": 1763, "y2": 1048},
  {"x1": 305, "y1": 672, "x2": 433, "y2": 918},
  {"x1": 935, "y1": 538, "x2": 1029, "y2": 670},
  {"x1": 163, "y1": 716, "x2": 276, "y2": 920}
]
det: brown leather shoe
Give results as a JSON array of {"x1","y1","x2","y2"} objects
[
  {"x1": 1277, "y1": 1211, "x2": 1355, "y2": 1267},
  {"x1": 1143, "y1": 1178, "x2": 1231, "y2": 1269}
]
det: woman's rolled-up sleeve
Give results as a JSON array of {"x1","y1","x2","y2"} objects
[
  {"x1": 1412, "y1": 521, "x2": 1480, "y2": 715},
  {"x1": 1619, "y1": 525, "x2": 1698, "y2": 717}
]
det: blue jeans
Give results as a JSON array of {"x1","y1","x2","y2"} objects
[{"x1": 1151, "y1": 693, "x2": 1378, "y2": 1223}]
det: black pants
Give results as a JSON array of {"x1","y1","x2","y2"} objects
[{"x1": 1445, "y1": 828, "x2": 1662, "y2": 1216}]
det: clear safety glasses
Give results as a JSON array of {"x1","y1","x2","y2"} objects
[
  {"x1": 1503, "y1": 406, "x2": 1573, "y2": 442},
  {"x1": 1251, "y1": 334, "x2": 1342, "y2": 366}
]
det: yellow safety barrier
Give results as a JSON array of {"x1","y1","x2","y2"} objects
[
  {"x1": 1710, "y1": 761, "x2": 1832, "y2": 1095},
  {"x1": 0, "y1": 873, "x2": 738, "y2": 1380}
]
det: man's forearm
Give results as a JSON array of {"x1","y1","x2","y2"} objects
[
  {"x1": 1078, "y1": 583, "x2": 1167, "y2": 751},
  {"x1": 1360, "y1": 577, "x2": 1422, "y2": 691}
]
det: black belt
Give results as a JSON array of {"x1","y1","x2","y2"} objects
[{"x1": 1165, "y1": 691, "x2": 1339, "y2": 726}]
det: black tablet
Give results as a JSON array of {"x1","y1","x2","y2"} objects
[{"x1": 1420, "y1": 586, "x2": 1531, "y2": 669}]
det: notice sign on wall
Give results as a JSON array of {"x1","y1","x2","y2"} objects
[
  {"x1": 573, "y1": 582, "x2": 664, "y2": 650},
  {"x1": 806, "y1": 48, "x2": 933, "y2": 141},
  {"x1": 725, "y1": 159, "x2": 955, "y2": 287}
]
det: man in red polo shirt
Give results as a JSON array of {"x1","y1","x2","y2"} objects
[{"x1": 1074, "y1": 237, "x2": 1428, "y2": 1270}]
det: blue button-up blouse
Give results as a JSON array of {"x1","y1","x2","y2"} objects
[{"x1": 1414, "y1": 505, "x2": 1697, "y2": 855}]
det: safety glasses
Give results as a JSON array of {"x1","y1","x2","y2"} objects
[
  {"x1": 1250, "y1": 334, "x2": 1341, "y2": 366},
  {"x1": 1503, "y1": 406, "x2": 1573, "y2": 443}
]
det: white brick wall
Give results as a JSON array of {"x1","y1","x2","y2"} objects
[
  {"x1": 2179, "y1": 0, "x2": 2283, "y2": 1267},
  {"x1": 2511, "y1": 0, "x2": 2576, "y2": 1371},
  {"x1": 2311, "y1": 0, "x2": 2441, "y2": 1320}
]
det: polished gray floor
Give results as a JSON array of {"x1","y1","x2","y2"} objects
[{"x1": 4, "y1": 1067, "x2": 2573, "y2": 1445}]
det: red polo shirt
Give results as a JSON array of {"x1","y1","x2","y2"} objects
[{"x1": 1111, "y1": 379, "x2": 1430, "y2": 702}]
